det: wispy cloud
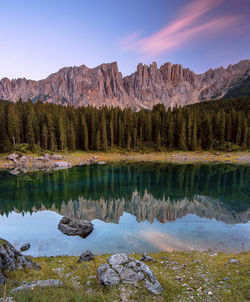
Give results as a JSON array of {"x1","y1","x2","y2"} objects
[{"x1": 120, "y1": 0, "x2": 242, "y2": 56}]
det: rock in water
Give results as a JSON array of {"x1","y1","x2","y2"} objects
[
  {"x1": 20, "y1": 243, "x2": 31, "y2": 252},
  {"x1": 11, "y1": 279, "x2": 64, "y2": 292},
  {"x1": 98, "y1": 253, "x2": 163, "y2": 295},
  {"x1": 58, "y1": 216, "x2": 94, "y2": 238},
  {"x1": 78, "y1": 250, "x2": 94, "y2": 263},
  {"x1": 0, "y1": 238, "x2": 40, "y2": 285}
]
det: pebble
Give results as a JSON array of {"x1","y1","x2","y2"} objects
[{"x1": 229, "y1": 259, "x2": 239, "y2": 264}]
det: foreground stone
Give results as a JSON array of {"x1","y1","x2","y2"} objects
[
  {"x1": 140, "y1": 253, "x2": 156, "y2": 262},
  {"x1": 58, "y1": 217, "x2": 94, "y2": 238},
  {"x1": 97, "y1": 253, "x2": 163, "y2": 295},
  {"x1": 78, "y1": 250, "x2": 94, "y2": 263},
  {"x1": 20, "y1": 243, "x2": 31, "y2": 252},
  {"x1": 0, "y1": 238, "x2": 40, "y2": 285},
  {"x1": 11, "y1": 279, "x2": 64, "y2": 292}
]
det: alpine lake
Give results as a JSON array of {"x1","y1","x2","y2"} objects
[{"x1": 0, "y1": 163, "x2": 249, "y2": 256}]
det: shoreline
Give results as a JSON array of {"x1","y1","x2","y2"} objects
[
  {"x1": 0, "y1": 151, "x2": 249, "y2": 174},
  {"x1": 3, "y1": 250, "x2": 250, "y2": 301}
]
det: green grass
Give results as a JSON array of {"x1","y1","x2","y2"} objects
[{"x1": 1, "y1": 251, "x2": 249, "y2": 302}]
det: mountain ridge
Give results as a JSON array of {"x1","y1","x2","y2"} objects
[{"x1": 0, "y1": 59, "x2": 250, "y2": 110}]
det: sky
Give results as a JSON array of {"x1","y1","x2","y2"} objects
[{"x1": 0, "y1": 0, "x2": 250, "y2": 80}]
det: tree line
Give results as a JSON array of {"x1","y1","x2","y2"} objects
[{"x1": 0, "y1": 97, "x2": 249, "y2": 152}]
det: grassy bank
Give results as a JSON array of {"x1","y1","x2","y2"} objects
[
  {"x1": 0, "y1": 150, "x2": 250, "y2": 171},
  {"x1": 1, "y1": 251, "x2": 249, "y2": 302}
]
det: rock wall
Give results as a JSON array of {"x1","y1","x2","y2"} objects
[{"x1": 0, "y1": 60, "x2": 250, "y2": 110}]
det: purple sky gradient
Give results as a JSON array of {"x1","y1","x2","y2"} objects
[{"x1": 0, "y1": 0, "x2": 249, "y2": 80}]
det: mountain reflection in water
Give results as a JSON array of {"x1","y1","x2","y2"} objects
[{"x1": 0, "y1": 163, "x2": 249, "y2": 225}]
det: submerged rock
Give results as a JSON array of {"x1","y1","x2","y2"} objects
[
  {"x1": 97, "y1": 253, "x2": 163, "y2": 295},
  {"x1": 11, "y1": 279, "x2": 64, "y2": 292},
  {"x1": 20, "y1": 243, "x2": 31, "y2": 252},
  {"x1": 78, "y1": 250, "x2": 94, "y2": 263},
  {"x1": 58, "y1": 216, "x2": 94, "y2": 238},
  {"x1": 0, "y1": 238, "x2": 40, "y2": 285}
]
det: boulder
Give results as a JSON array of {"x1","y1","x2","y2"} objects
[
  {"x1": 58, "y1": 217, "x2": 94, "y2": 238},
  {"x1": 97, "y1": 253, "x2": 163, "y2": 295},
  {"x1": 20, "y1": 243, "x2": 31, "y2": 252},
  {"x1": 78, "y1": 250, "x2": 94, "y2": 263},
  {"x1": 11, "y1": 279, "x2": 64, "y2": 292},
  {"x1": 0, "y1": 238, "x2": 40, "y2": 285}
]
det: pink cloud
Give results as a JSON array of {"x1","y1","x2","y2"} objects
[{"x1": 121, "y1": 0, "x2": 242, "y2": 56}]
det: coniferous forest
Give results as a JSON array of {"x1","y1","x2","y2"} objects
[{"x1": 0, "y1": 97, "x2": 249, "y2": 153}]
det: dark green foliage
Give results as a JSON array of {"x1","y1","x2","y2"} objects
[{"x1": 0, "y1": 97, "x2": 249, "y2": 152}]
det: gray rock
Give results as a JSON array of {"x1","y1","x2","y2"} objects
[
  {"x1": 108, "y1": 253, "x2": 129, "y2": 267},
  {"x1": 6, "y1": 154, "x2": 20, "y2": 161},
  {"x1": 0, "y1": 238, "x2": 40, "y2": 285},
  {"x1": 0, "y1": 271, "x2": 5, "y2": 285},
  {"x1": 0, "y1": 298, "x2": 14, "y2": 302},
  {"x1": 58, "y1": 216, "x2": 94, "y2": 238},
  {"x1": 9, "y1": 169, "x2": 20, "y2": 176},
  {"x1": 98, "y1": 264, "x2": 120, "y2": 286},
  {"x1": 97, "y1": 161, "x2": 106, "y2": 165},
  {"x1": 20, "y1": 243, "x2": 31, "y2": 252},
  {"x1": 78, "y1": 250, "x2": 94, "y2": 263},
  {"x1": 50, "y1": 154, "x2": 63, "y2": 160},
  {"x1": 11, "y1": 279, "x2": 64, "y2": 292},
  {"x1": 140, "y1": 253, "x2": 156, "y2": 262},
  {"x1": 54, "y1": 161, "x2": 71, "y2": 168},
  {"x1": 98, "y1": 253, "x2": 163, "y2": 295},
  {"x1": 229, "y1": 259, "x2": 239, "y2": 264}
]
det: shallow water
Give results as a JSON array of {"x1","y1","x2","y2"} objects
[{"x1": 0, "y1": 163, "x2": 249, "y2": 256}]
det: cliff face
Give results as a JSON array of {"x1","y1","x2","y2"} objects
[{"x1": 0, "y1": 60, "x2": 250, "y2": 110}]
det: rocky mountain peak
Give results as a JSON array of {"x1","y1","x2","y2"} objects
[{"x1": 0, "y1": 59, "x2": 249, "y2": 110}]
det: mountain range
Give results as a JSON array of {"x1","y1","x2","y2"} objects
[{"x1": 0, "y1": 60, "x2": 250, "y2": 110}]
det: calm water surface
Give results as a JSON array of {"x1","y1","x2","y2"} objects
[{"x1": 0, "y1": 163, "x2": 249, "y2": 256}]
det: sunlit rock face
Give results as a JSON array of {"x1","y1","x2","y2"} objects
[
  {"x1": 0, "y1": 60, "x2": 250, "y2": 110},
  {"x1": 49, "y1": 191, "x2": 250, "y2": 225}
]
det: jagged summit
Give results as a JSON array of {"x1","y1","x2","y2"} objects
[{"x1": 0, "y1": 60, "x2": 249, "y2": 110}]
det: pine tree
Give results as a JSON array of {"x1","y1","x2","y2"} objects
[
  {"x1": 95, "y1": 129, "x2": 101, "y2": 151},
  {"x1": 109, "y1": 113, "x2": 114, "y2": 149},
  {"x1": 156, "y1": 132, "x2": 161, "y2": 150},
  {"x1": 101, "y1": 111, "x2": 107, "y2": 151},
  {"x1": 7, "y1": 105, "x2": 19, "y2": 147},
  {"x1": 80, "y1": 115, "x2": 89, "y2": 151},
  {"x1": 191, "y1": 120, "x2": 198, "y2": 150},
  {"x1": 41, "y1": 124, "x2": 48, "y2": 150},
  {"x1": 0, "y1": 109, "x2": 10, "y2": 151}
]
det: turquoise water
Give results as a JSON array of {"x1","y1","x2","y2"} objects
[{"x1": 0, "y1": 163, "x2": 249, "y2": 256}]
